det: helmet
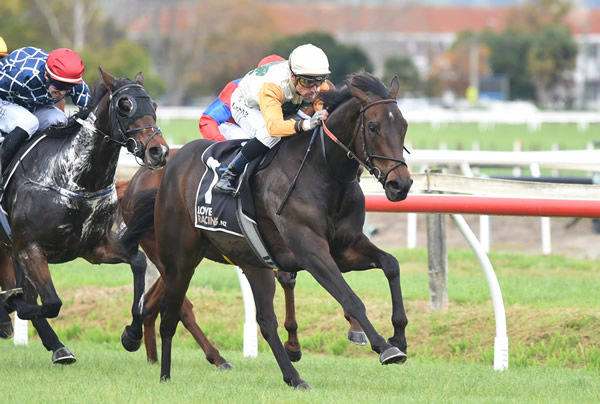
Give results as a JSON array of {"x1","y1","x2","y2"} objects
[
  {"x1": 0, "y1": 36, "x2": 7, "y2": 57},
  {"x1": 288, "y1": 44, "x2": 330, "y2": 77},
  {"x1": 45, "y1": 48, "x2": 84, "y2": 84},
  {"x1": 257, "y1": 54, "x2": 285, "y2": 67}
]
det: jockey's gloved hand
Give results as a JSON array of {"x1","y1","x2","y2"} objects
[{"x1": 302, "y1": 109, "x2": 328, "y2": 131}]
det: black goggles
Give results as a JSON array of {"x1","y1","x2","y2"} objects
[
  {"x1": 48, "y1": 79, "x2": 75, "y2": 91},
  {"x1": 296, "y1": 75, "x2": 327, "y2": 88}
]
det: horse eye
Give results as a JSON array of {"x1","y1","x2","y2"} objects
[
  {"x1": 117, "y1": 97, "x2": 133, "y2": 117},
  {"x1": 368, "y1": 122, "x2": 377, "y2": 134}
]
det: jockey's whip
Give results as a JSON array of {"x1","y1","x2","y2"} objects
[{"x1": 276, "y1": 126, "x2": 320, "y2": 215}]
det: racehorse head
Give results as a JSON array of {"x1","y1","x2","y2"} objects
[
  {"x1": 320, "y1": 72, "x2": 412, "y2": 202},
  {"x1": 97, "y1": 68, "x2": 169, "y2": 170}
]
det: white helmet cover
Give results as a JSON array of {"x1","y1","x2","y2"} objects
[{"x1": 288, "y1": 44, "x2": 330, "y2": 77}]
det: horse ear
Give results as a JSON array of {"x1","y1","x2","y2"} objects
[
  {"x1": 99, "y1": 67, "x2": 116, "y2": 90},
  {"x1": 135, "y1": 72, "x2": 145, "y2": 85},
  {"x1": 345, "y1": 80, "x2": 370, "y2": 105},
  {"x1": 389, "y1": 76, "x2": 400, "y2": 99}
]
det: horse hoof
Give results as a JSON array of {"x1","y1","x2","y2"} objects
[
  {"x1": 0, "y1": 322, "x2": 13, "y2": 339},
  {"x1": 285, "y1": 347, "x2": 302, "y2": 362},
  {"x1": 348, "y1": 330, "x2": 368, "y2": 346},
  {"x1": 379, "y1": 346, "x2": 407, "y2": 365},
  {"x1": 120, "y1": 329, "x2": 142, "y2": 352},
  {"x1": 52, "y1": 347, "x2": 77, "y2": 364},
  {"x1": 294, "y1": 380, "x2": 312, "y2": 390},
  {"x1": 217, "y1": 362, "x2": 234, "y2": 371}
]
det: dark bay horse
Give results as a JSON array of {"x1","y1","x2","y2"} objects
[
  {"x1": 0, "y1": 68, "x2": 169, "y2": 363},
  {"x1": 115, "y1": 151, "x2": 366, "y2": 366},
  {"x1": 121, "y1": 72, "x2": 412, "y2": 388}
]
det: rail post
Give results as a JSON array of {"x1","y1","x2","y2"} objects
[{"x1": 426, "y1": 213, "x2": 448, "y2": 311}]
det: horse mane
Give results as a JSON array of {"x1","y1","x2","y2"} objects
[{"x1": 318, "y1": 71, "x2": 391, "y2": 112}]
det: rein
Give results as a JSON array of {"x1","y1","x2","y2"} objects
[{"x1": 321, "y1": 98, "x2": 409, "y2": 186}]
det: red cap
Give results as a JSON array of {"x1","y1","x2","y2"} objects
[
  {"x1": 257, "y1": 54, "x2": 285, "y2": 67},
  {"x1": 45, "y1": 48, "x2": 84, "y2": 84}
]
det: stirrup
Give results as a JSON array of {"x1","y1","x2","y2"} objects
[
  {"x1": 0, "y1": 288, "x2": 22, "y2": 304},
  {"x1": 214, "y1": 181, "x2": 240, "y2": 197}
]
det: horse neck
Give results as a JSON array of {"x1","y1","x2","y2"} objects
[
  {"x1": 53, "y1": 110, "x2": 121, "y2": 191},
  {"x1": 316, "y1": 108, "x2": 362, "y2": 184}
]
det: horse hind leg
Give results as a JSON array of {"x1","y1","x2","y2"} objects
[
  {"x1": 345, "y1": 310, "x2": 368, "y2": 346},
  {"x1": 141, "y1": 278, "x2": 161, "y2": 362},
  {"x1": 179, "y1": 296, "x2": 233, "y2": 370},
  {"x1": 144, "y1": 274, "x2": 232, "y2": 369},
  {"x1": 274, "y1": 270, "x2": 302, "y2": 362},
  {"x1": 243, "y1": 266, "x2": 310, "y2": 389}
]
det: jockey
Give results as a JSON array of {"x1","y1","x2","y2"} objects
[
  {"x1": 199, "y1": 54, "x2": 285, "y2": 142},
  {"x1": 0, "y1": 47, "x2": 91, "y2": 165},
  {"x1": 214, "y1": 44, "x2": 331, "y2": 196}
]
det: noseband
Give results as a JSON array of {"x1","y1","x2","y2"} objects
[
  {"x1": 106, "y1": 83, "x2": 162, "y2": 160},
  {"x1": 321, "y1": 98, "x2": 408, "y2": 185}
]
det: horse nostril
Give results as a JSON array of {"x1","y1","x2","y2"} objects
[{"x1": 149, "y1": 146, "x2": 162, "y2": 160}]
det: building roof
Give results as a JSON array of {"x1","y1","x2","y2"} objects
[{"x1": 127, "y1": 4, "x2": 600, "y2": 38}]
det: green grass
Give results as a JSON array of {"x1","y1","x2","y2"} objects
[
  {"x1": 2, "y1": 249, "x2": 599, "y2": 401},
  {"x1": 406, "y1": 122, "x2": 600, "y2": 151},
  {"x1": 2, "y1": 343, "x2": 599, "y2": 404},
  {"x1": 157, "y1": 119, "x2": 600, "y2": 152}
]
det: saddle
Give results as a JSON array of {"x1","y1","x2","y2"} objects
[{"x1": 195, "y1": 140, "x2": 279, "y2": 268}]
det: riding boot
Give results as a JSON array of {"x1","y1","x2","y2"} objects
[
  {"x1": 214, "y1": 152, "x2": 248, "y2": 197},
  {"x1": 1, "y1": 127, "x2": 29, "y2": 166},
  {"x1": 214, "y1": 138, "x2": 270, "y2": 197}
]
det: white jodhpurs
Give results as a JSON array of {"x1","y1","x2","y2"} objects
[
  {"x1": 230, "y1": 90, "x2": 281, "y2": 149},
  {"x1": 218, "y1": 121, "x2": 250, "y2": 140},
  {"x1": 0, "y1": 100, "x2": 67, "y2": 136}
]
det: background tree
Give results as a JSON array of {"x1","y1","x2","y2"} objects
[
  {"x1": 427, "y1": 31, "x2": 490, "y2": 98},
  {"x1": 481, "y1": 28, "x2": 535, "y2": 100},
  {"x1": 268, "y1": 32, "x2": 373, "y2": 86},
  {"x1": 506, "y1": 0, "x2": 572, "y2": 32},
  {"x1": 138, "y1": 0, "x2": 276, "y2": 105},
  {"x1": 382, "y1": 56, "x2": 421, "y2": 96},
  {"x1": 0, "y1": 0, "x2": 155, "y2": 97},
  {"x1": 78, "y1": 40, "x2": 163, "y2": 98},
  {"x1": 527, "y1": 24, "x2": 577, "y2": 107},
  {"x1": 481, "y1": 0, "x2": 576, "y2": 105}
]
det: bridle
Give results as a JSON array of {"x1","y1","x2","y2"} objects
[
  {"x1": 107, "y1": 83, "x2": 163, "y2": 161},
  {"x1": 79, "y1": 83, "x2": 163, "y2": 162},
  {"x1": 321, "y1": 98, "x2": 409, "y2": 185}
]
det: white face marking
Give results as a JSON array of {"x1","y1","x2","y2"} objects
[{"x1": 389, "y1": 111, "x2": 395, "y2": 121}]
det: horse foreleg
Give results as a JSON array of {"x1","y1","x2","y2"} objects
[
  {"x1": 121, "y1": 250, "x2": 146, "y2": 352},
  {"x1": 243, "y1": 266, "x2": 309, "y2": 389},
  {"x1": 336, "y1": 236, "x2": 408, "y2": 357},
  {"x1": 0, "y1": 250, "x2": 15, "y2": 337},
  {"x1": 11, "y1": 250, "x2": 61, "y2": 320},
  {"x1": 0, "y1": 303, "x2": 12, "y2": 338},
  {"x1": 377, "y1": 250, "x2": 408, "y2": 354},
  {"x1": 31, "y1": 318, "x2": 76, "y2": 364},
  {"x1": 274, "y1": 270, "x2": 302, "y2": 362}
]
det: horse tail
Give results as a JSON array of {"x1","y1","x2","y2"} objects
[{"x1": 119, "y1": 188, "x2": 157, "y2": 256}]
